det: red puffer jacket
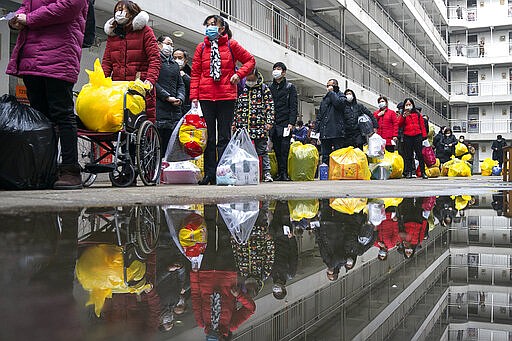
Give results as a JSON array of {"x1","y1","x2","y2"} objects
[
  {"x1": 402, "y1": 220, "x2": 427, "y2": 246},
  {"x1": 374, "y1": 212, "x2": 400, "y2": 250},
  {"x1": 190, "y1": 270, "x2": 255, "y2": 336},
  {"x1": 373, "y1": 108, "x2": 398, "y2": 145},
  {"x1": 398, "y1": 110, "x2": 427, "y2": 138},
  {"x1": 190, "y1": 34, "x2": 255, "y2": 101},
  {"x1": 102, "y1": 12, "x2": 161, "y2": 122}
]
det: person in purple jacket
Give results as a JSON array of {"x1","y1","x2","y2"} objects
[{"x1": 6, "y1": 0, "x2": 88, "y2": 190}]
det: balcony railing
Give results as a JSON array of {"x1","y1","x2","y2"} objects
[
  {"x1": 448, "y1": 43, "x2": 512, "y2": 59},
  {"x1": 450, "y1": 81, "x2": 512, "y2": 97},
  {"x1": 353, "y1": 0, "x2": 448, "y2": 88},
  {"x1": 195, "y1": 0, "x2": 448, "y2": 125},
  {"x1": 448, "y1": 119, "x2": 511, "y2": 134},
  {"x1": 447, "y1": 6, "x2": 478, "y2": 21}
]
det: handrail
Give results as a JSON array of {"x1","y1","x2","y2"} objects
[
  {"x1": 448, "y1": 42, "x2": 511, "y2": 58},
  {"x1": 449, "y1": 80, "x2": 512, "y2": 97},
  {"x1": 195, "y1": 0, "x2": 448, "y2": 125}
]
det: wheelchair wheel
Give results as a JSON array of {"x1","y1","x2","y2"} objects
[
  {"x1": 77, "y1": 137, "x2": 97, "y2": 187},
  {"x1": 136, "y1": 121, "x2": 162, "y2": 186},
  {"x1": 135, "y1": 206, "x2": 160, "y2": 255},
  {"x1": 109, "y1": 163, "x2": 136, "y2": 187}
]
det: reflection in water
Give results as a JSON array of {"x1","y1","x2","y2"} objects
[{"x1": 2, "y1": 193, "x2": 512, "y2": 340}]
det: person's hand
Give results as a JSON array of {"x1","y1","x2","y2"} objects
[
  {"x1": 143, "y1": 80, "x2": 153, "y2": 91},
  {"x1": 9, "y1": 16, "x2": 25, "y2": 30},
  {"x1": 167, "y1": 96, "x2": 177, "y2": 103},
  {"x1": 230, "y1": 73, "x2": 240, "y2": 84},
  {"x1": 288, "y1": 124, "x2": 293, "y2": 131},
  {"x1": 173, "y1": 99, "x2": 182, "y2": 106},
  {"x1": 392, "y1": 137, "x2": 398, "y2": 143},
  {"x1": 373, "y1": 128, "x2": 378, "y2": 133},
  {"x1": 266, "y1": 123, "x2": 273, "y2": 131},
  {"x1": 15, "y1": 13, "x2": 27, "y2": 25},
  {"x1": 230, "y1": 287, "x2": 240, "y2": 297},
  {"x1": 327, "y1": 85, "x2": 334, "y2": 92},
  {"x1": 378, "y1": 111, "x2": 385, "y2": 116}
]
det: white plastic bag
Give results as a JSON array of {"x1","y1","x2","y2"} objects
[
  {"x1": 216, "y1": 128, "x2": 259, "y2": 186},
  {"x1": 367, "y1": 133, "x2": 386, "y2": 159},
  {"x1": 218, "y1": 201, "x2": 259, "y2": 244},
  {"x1": 367, "y1": 201, "x2": 385, "y2": 226},
  {"x1": 422, "y1": 140, "x2": 431, "y2": 148}
]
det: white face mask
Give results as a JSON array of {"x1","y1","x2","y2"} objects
[
  {"x1": 272, "y1": 70, "x2": 282, "y2": 79},
  {"x1": 378, "y1": 102, "x2": 386, "y2": 109},
  {"x1": 346, "y1": 94, "x2": 354, "y2": 102},
  {"x1": 246, "y1": 80, "x2": 257, "y2": 88},
  {"x1": 174, "y1": 59, "x2": 185, "y2": 67},
  {"x1": 161, "y1": 44, "x2": 173, "y2": 57},
  {"x1": 404, "y1": 105, "x2": 413, "y2": 111},
  {"x1": 115, "y1": 10, "x2": 129, "y2": 24}
]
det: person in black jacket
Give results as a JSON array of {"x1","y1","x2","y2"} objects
[
  {"x1": 433, "y1": 126, "x2": 446, "y2": 153},
  {"x1": 491, "y1": 135, "x2": 507, "y2": 167},
  {"x1": 315, "y1": 199, "x2": 346, "y2": 281},
  {"x1": 269, "y1": 200, "x2": 298, "y2": 299},
  {"x1": 172, "y1": 48, "x2": 191, "y2": 114},
  {"x1": 315, "y1": 79, "x2": 346, "y2": 164},
  {"x1": 155, "y1": 36, "x2": 186, "y2": 153},
  {"x1": 342, "y1": 89, "x2": 378, "y2": 149},
  {"x1": 269, "y1": 62, "x2": 298, "y2": 181},
  {"x1": 436, "y1": 127, "x2": 457, "y2": 164}
]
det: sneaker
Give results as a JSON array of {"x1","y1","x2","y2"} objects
[{"x1": 263, "y1": 172, "x2": 273, "y2": 182}]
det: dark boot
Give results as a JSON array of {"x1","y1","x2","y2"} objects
[{"x1": 54, "y1": 164, "x2": 83, "y2": 190}]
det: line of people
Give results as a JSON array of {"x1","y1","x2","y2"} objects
[{"x1": 6, "y1": 0, "x2": 445, "y2": 189}]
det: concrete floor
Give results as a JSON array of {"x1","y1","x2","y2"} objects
[{"x1": 1, "y1": 175, "x2": 511, "y2": 213}]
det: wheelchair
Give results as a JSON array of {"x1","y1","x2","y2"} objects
[
  {"x1": 77, "y1": 205, "x2": 161, "y2": 263},
  {"x1": 76, "y1": 89, "x2": 162, "y2": 187}
]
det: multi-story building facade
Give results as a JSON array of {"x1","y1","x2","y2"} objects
[{"x1": 0, "y1": 0, "x2": 509, "y2": 167}]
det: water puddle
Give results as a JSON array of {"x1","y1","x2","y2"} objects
[{"x1": 1, "y1": 193, "x2": 511, "y2": 340}]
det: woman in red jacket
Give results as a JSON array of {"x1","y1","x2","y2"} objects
[
  {"x1": 190, "y1": 15, "x2": 256, "y2": 185},
  {"x1": 398, "y1": 98, "x2": 428, "y2": 179},
  {"x1": 102, "y1": 1, "x2": 161, "y2": 122},
  {"x1": 373, "y1": 96, "x2": 398, "y2": 152}
]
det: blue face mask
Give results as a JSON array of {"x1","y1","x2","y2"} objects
[{"x1": 205, "y1": 26, "x2": 219, "y2": 40}]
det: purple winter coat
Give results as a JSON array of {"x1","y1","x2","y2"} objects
[{"x1": 6, "y1": 0, "x2": 88, "y2": 84}]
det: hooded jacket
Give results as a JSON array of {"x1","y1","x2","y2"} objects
[
  {"x1": 343, "y1": 90, "x2": 378, "y2": 133},
  {"x1": 155, "y1": 53, "x2": 185, "y2": 127},
  {"x1": 233, "y1": 71, "x2": 274, "y2": 139},
  {"x1": 315, "y1": 90, "x2": 346, "y2": 139},
  {"x1": 190, "y1": 34, "x2": 255, "y2": 101},
  {"x1": 6, "y1": 0, "x2": 88, "y2": 84},
  {"x1": 102, "y1": 11, "x2": 161, "y2": 122},
  {"x1": 373, "y1": 107, "x2": 398, "y2": 145}
]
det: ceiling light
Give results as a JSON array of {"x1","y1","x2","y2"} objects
[
  {"x1": 391, "y1": 284, "x2": 398, "y2": 288},
  {"x1": 172, "y1": 30, "x2": 184, "y2": 37},
  {"x1": 391, "y1": 62, "x2": 398, "y2": 67}
]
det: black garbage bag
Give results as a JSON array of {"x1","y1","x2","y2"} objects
[{"x1": 0, "y1": 95, "x2": 57, "y2": 190}]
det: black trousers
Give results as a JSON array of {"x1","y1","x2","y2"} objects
[
  {"x1": 402, "y1": 134, "x2": 425, "y2": 175},
  {"x1": 271, "y1": 126, "x2": 291, "y2": 176},
  {"x1": 200, "y1": 100, "x2": 235, "y2": 177},
  {"x1": 23, "y1": 76, "x2": 77, "y2": 166},
  {"x1": 320, "y1": 137, "x2": 344, "y2": 164}
]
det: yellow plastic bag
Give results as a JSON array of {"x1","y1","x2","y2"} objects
[
  {"x1": 434, "y1": 158, "x2": 440, "y2": 168},
  {"x1": 288, "y1": 199, "x2": 319, "y2": 221},
  {"x1": 329, "y1": 197, "x2": 367, "y2": 214},
  {"x1": 451, "y1": 195, "x2": 473, "y2": 210},
  {"x1": 441, "y1": 158, "x2": 457, "y2": 176},
  {"x1": 481, "y1": 158, "x2": 497, "y2": 176},
  {"x1": 370, "y1": 151, "x2": 403, "y2": 179},
  {"x1": 178, "y1": 213, "x2": 207, "y2": 257},
  {"x1": 378, "y1": 197, "x2": 403, "y2": 208},
  {"x1": 288, "y1": 142, "x2": 319, "y2": 181},
  {"x1": 455, "y1": 142, "x2": 468, "y2": 157},
  {"x1": 425, "y1": 166, "x2": 440, "y2": 178},
  {"x1": 76, "y1": 59, "x2": 149, "y2": 132},
  {"x1": 329, "y1": 146, "x2": 371, "y2": 180},
  {"x1": 448, "y1": 160, "x2": 472, "y2": 177},
  {"x1": 269, "y1": 151, "x2": 278, "y2": 178},
  {"x1": 75, "y1": 244, "x2": 151, "y2": 317},
  {"x1": 191, "y1": 154, "x2": 204, "y2": 177},
  {"x1": 461, "y1": 153, "x2": 473, "y2": 162}
]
